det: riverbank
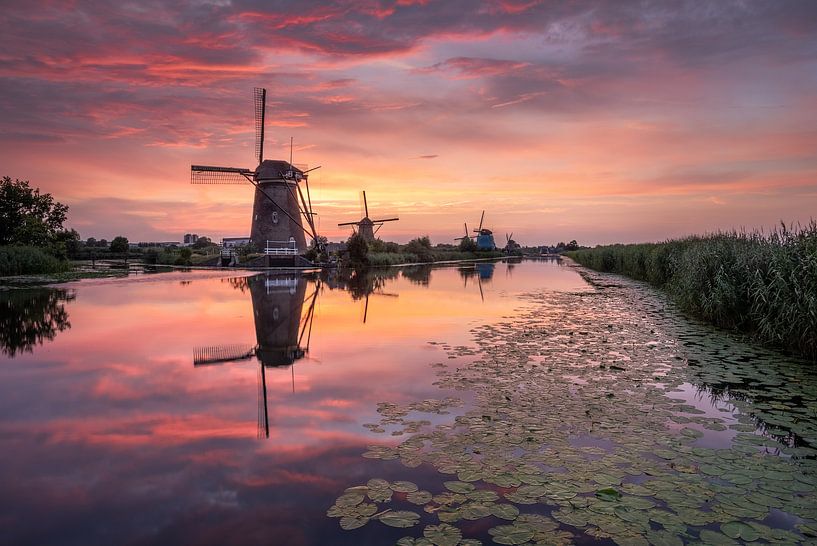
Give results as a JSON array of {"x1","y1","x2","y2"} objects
[
  {"x1": 565, "y1": 223, "x2": 817, "y2": 361},
  {"x1": 330, "y1": 263, "x2": 816, "y2": 544}
]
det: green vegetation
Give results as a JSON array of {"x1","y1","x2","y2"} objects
[
  {"x1": 347, "y1": 233, "x2": 503, "y2": 267},
  {"x1": 0, "y1": 246, "x2": 72, "y2": 276},
  {"x1": 566, "y1": 222, "x2": 817, "y2": 360}
]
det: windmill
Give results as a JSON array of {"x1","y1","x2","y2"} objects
[
  {"x1": 193, "y1": 273, "x2": 320, "y2": 438},
  {"x1": 190, "y1": 88, "x2": 321, "y2": 258},
  {"x1": 503, "y1": 232, "x2": 521, "y2": 254},
  {"x1": 454, "y1": 223, "x2": 473, "y2": 243},
  {"x1": 472, "y1": 211, "x2": 497, "y2": 251},
  {"x1": 337, "y1": 191, "x2": 398, "y2": 242}
]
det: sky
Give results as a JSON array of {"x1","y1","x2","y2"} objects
[{"x1": 1, "y1": 0, "x2": 816, "y2": 246}]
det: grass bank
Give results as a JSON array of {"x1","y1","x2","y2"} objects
[
  {"x1": 566, "y1": 222, "x2": 817, "y2": 361},
  {"x1": 367, "y1": 250, "x2": 504, "y2": 267}
]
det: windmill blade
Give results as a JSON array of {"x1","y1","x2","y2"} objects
[
  {"x1": 363, "y1": 191, "x2": 369, "y2": 218},
  {"x1": 191, "y1": 165, "x2": 253, "y2": 185},
  {"x1": 254, "y1": 87, "x2": 266, "y2": 165},
  {"x1": 337, "y1": 221, "x2": 362, "y2": 227},
  {"x1": 193, "y1": 344, "x2": 256, "y2": 366},
  {"x1": 464, "y1": 223, "x2": 469, "y2": 237},
  {"x1": 477, "y1": 210, "x2": 485, "y2": 232},
  {"x1": 371, "y1": 217, "x2": 399, "y2": 223}
]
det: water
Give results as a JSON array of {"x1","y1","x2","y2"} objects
[{"x1": 1, "y1": 259, "x2": 815, "y2": 545}]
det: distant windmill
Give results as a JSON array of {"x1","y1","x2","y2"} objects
[
  {"x1": 503, "y1": 232, "x2": 521, "y2": 254},
  {"x1": 454, "y1": 223, "x2": 473, "y2": 244},
  {"x1": 472, "y1": 211, "x2": 497, "y2": 251},
  {"x1": 193, "y1": 274, "x2": 320, "y2": 438},
  {"x1": 338, "y1": 191, "x2": 398, "y2": 242},
  {"x1": 190, "y1": 88, "x2": 321, "y2": 257}
]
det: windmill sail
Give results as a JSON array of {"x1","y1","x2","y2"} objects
[
  {"x1": 191, "y1": 165, "x2": 253, "y2": 185},
  {"x1": 254, "y1": 87, "x2": 266, "y2": 165}
]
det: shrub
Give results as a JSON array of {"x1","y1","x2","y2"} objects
[
  {"x1": 0, "y1": 245, "x2": 71, "y2": 276},
  {"x1": 404, "y1": 236, "x2": 433, "y2": 262}
]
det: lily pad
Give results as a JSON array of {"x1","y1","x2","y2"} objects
[
  {"x1": 720, "y1": 521, "x2": 759, "y2": 541},
  {"x1": 488, "y1": 524, "x2": 535, "y2": 545},
  {"x1": 407, "y1": 490, "x2": 434, "y2": 505},
  {"x1": 380, "y1": 510, "x2": 421, "y2": 528},
  {"x1": 595, "y1": 487, "x2": 622, "y2": 502},
  {"x1": 339, "y1": 516, "x2": 369, "y2": 530},
  {"x1": 490, "y1": 503, "x2": 520, "y2": 521},
  {"x1": 424, "y1": 523, "x2": 463, "y2": 546},
  {"x1": 392, "y1": 481, "x2": 420, "y2": 493}
]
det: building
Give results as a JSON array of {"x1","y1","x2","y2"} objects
[
  {"x1": 222, "y1": 237, "x2": 252, "y2": 248},
  {"x1": 183, "y1": 233, "x2": 199, "y2": 244}
]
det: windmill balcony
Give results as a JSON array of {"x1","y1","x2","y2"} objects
[{"x1": 264, "y1": 240, "x2": 298, "y2": 256}]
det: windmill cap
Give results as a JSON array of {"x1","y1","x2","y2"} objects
[{"x1": 256, "y1": 160, "x2": 303, "y2": 181}]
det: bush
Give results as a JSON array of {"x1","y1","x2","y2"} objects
[
  {"x1": 566, "y1": 222, "x2": 817, "y2": 361},
  {"x1": 459, "y1": 237, "x2": 477, "y2": 252},
  {"x1": 404, "y1": 236, "x2": 433, "y2": 262},
  {"x1": 0, "y1": 246, "x2": 71, "y2": 276},
  {"x1": 347, "y1": 233, "x2": 369, "y2": 265}
]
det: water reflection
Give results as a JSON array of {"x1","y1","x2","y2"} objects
[
  {"x1": 457, "y1": 262, "x2": 495, "y2": 300},
  {"x1": 194, "y1": 273, "x2": 319, "y2": 438},
  {"x1": 0, "y1": 288, "x2": 75, "y2": 357}
]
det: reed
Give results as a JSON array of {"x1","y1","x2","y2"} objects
[{"x1": 566, "y1": 222, "x2": 817, "y2": 361}]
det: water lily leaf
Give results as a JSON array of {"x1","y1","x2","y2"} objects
[
  {"x1": 339, "y1": 516, "x2": 369, "y2": 530},
  {"x1": 645, "y1": 530, "x2": 684, "y2": 546},
  {"x1": 437, "y1": 509, "x2": 462, "y2": 523},
  {"x1": 720, "y1": 521, "x2": 759, "y2": 541},
  {"x1": 595, "y1": 488, "x2": 622, "y2": 502},
  {"x1": 397, "y1": 538, "x2": 433, "y2": 546},
  {"x1": 380, "y1": 510, "x2": 421, "y2": 528},
  {"x1": 490, "y1": 503, "x2": 520, "y2": 521},
  {"x1": 698, "y1": 529, "x2": 739, "y2": 545},
  {"x1": 424, "y1": 523, "x2": 463, "y2": 546},
  {"x1": 407, "y1": 490, "x2": 434, "y2": 505},
  {"x1": 392, "y1": 481, "x2": 420, "y2": 493},
  {"x1": 445, "y1": 481, "x2": 475, "y2": 494},
  {"x1": 468, "y1": 490, "x2": 499, "y2": 502},
  {"x1": 335, "y1": 492, "x2": 365, "y2": 507},
  {"x1": 488, "y1": 524, "x2": 535, "y2": 545},
  {"x1": 461, "y1": 503, "x2": 492, "y2": 520},
  {"x1": 368, "y1": 478, "x2": 390, "y2": 490}
]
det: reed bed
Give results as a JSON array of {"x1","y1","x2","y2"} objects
[{"x1": 567, "y1": 222, "x2": 817, "y2": 361}]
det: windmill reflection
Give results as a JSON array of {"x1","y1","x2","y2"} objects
[
  {"x1": 324, "y1": 268, "x2": 398, "y2": 323},
  {"x1": 0, "y1": 288, "x2": 75, "y2": 357},
  {"x1": 194, "y1": 273, "x2": 319, "y2": 438},
  {"x1": 458, "y1": 262, "x2": 496, "y2": 301}
]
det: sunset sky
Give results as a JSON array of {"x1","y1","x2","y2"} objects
[{"x1": 1, "y1": 0, "x2": 816, "y2": 245}]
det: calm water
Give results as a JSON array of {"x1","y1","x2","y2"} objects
[
  {"x1": 1, "y1": 259, "x2": 815, "y2": 545},
  {"x1": 0, "y1": 260, "x2": 582, "y2": 545}
]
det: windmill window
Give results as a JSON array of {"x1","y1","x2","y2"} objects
[{"x1": 272, "y1": 211, "x2": 279, "y2": 224}]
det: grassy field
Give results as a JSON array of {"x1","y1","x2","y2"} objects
[{"x1": 566, "y1": 222, "x2": 817, "y2": 361}]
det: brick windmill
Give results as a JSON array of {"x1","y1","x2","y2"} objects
[
  {"x1": 191, "y1": 88, "x2": 321, "y2": 258},
  {"x1": 337, "y1": 191, "x2": 398, "y2": 242}
]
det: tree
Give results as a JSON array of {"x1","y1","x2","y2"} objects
[
  {"x1": 110, "y1": 236, "x2": 129, "y2": 253},
  {"x1": 346, "y1": 232, "x2": 369, "y2": 265},
  {"x1": 0, "y1": 176, "x2": 69, "y2": 246},
  {"x1": 405, "y1": 236, "x2": 433, "y2": 262},
  {"x1": 192, "y1": 236, "x2": 216, "y2": 249},
  {"x1": 458, "y1": 236, "x2": 477, "y2": 252},
  {"x1": 565, "y1": 240, "x2": 579, "y2": 251},
  {"x1": 86, "y1": 237, "x2": 97, "y2": 247},
  {"x1": 52, "y1": 229, "x2": 81, "y2": 259}
]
